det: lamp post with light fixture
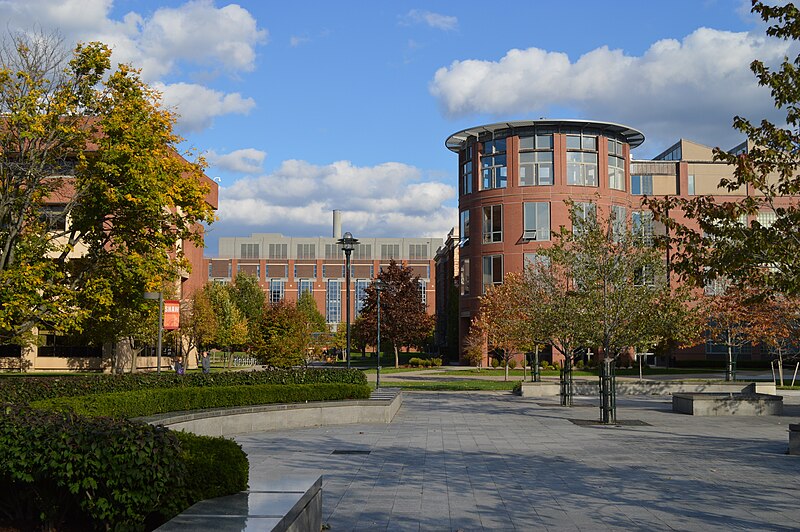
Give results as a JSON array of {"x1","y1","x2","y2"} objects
[
  {"x1": 143, "y1": 291, "x2": 163, "y2": 374},
  {"x1": 375, "y1": 279, "x2": 386, "y2": 388},
  {"x1": 337, "y1": 231, "x2": 359, "y2": 369}
]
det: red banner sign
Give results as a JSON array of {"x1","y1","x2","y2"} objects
[{"x1": 164, "y1": 300, "x2": 181, "y2": 330}]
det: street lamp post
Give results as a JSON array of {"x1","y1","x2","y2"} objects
[
  {"x1": 337, "y1": 231, "x2": 359, "y2": 369},
  {"x1": 375, "y1": 280, "x2": 385, "y2": 389},
  {"x1": 143, "y1": 292, "x2": 164, "y2": 374}
]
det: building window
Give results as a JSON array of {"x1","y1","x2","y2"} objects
[
  {"x1": 296, "y1": 244, "x2": 315, "y2": 259},
  {"x1": 573, "y1": 202, "x2": 596, "y2": 234},
  {"x1": 409, "y1": 244, "x2": 428, "y2": 260},
  {"x1": 566, "y1": 135, "x2": 598, "y2": 187},
  {"x1": 419, "y1": 280, "x2": 427, "y2": 306},
  {"x1": 326, "y1": 279, "x2": 341, "y2": 324},
  {"x1": 657, "y1": 145, "x2": 682, "y2": 161},
  {"x1": 611, "y1": 205, "x2": 627, "y2": 241},
  {"x1": 632, "y1": 211, "x2": 654, "y2": 246},
  {"x1": 352, "y1": 243, "x2": 371, "y2": 260},
  {"x1": 207, "y1": 262, "x2": 212, "y2": 278},
  {"x1": 688, "y1": 174, "x2": 695, "y2": 196},
  {"x1": 460, "y1": 258, "x2": 470, "y2": 296},
  {"x1": 519, "y1": 134, "x2": 553, "y2": 186},
  {"x1": 381, "y1": 244, "x2": 400, "y2": 260},
  {"x1": 461, "y1": 146, "x2": 473, "y2": 195},
  {"x1": 482, "y1": 255, "x2": 503, "y2": 293},
  {"x1": 355, "y1": 279, "x2": 369, "y2": 317},
  {"x1": 608, "y1": 139, "x2": 625, "y2": 191},
  {"x1": 460, "y1": 210, "x2": 470, "y2": 247},
  {"x1": 524, "y1": 253, "x2": 550, "y2": 267},
  {"x1": 298, "y1": 279, "x2": 313, "y2": 297},
  {"x1": 757, "y1": 211, "x2": 776, "y2": 228},
  {"x1": 269, "y1": 243, "x2": 288, "y2": 259},
  {"x1": 269, "y1": 279, "x2": 285, "y2": 303},
  {"x1": 482, "y1": 205, "x2": 502, "y2": 243},
  {"x1": 631, "y1": 175, "x2": 653, "y2": 195},
  {"x1": 325, "y1": 244, "x2": 343, "y2": 259},
  {"x1": 523, "y1": 202, "x2": 550, "y2": 241},
  {"x1": 40, "y1": 204, "x2": 68, "y2": 232},
  {"x1": 480, "y1": 138, "x2": 507, "y2": 190},
  {"x1": 240, "y1": 243, "x2": 259, "y2": 259}
]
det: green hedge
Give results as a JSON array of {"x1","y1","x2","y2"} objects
[
  {"x1": 173, "y1": 432, "x2": 249, "y2": 514},
  {"x1": 0, "y1": 367, "x2": 367, "y2": 404},
  {"x1": 32, "y1": 383, "x2": 372, "y2": 418},
  {"x1": 0, "y1": 405, "x2": 206, "y2": 530}
]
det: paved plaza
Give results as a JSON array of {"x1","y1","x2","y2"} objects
[{"x1": 238, "y1": 391, "x2": 800, "y2": 531}]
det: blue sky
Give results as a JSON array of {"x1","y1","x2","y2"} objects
[{"x1": 1, "y1": 0, "x2": 790, "y2": 253}]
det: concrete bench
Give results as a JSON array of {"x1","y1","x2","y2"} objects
[
  {"x1": 790, "y1": 424, "x2": 800, "y2": 455},
  {"x1": 672, "y1": 392, "x2": 783, "y2": 416}
]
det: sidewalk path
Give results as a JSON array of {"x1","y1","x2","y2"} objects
[{"x1": 237, "y1": 392, "x2": 800, "y2": 531}]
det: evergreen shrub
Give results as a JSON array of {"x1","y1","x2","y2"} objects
[
  {"x1": 32, "y1": 383, "x2": 372, "y2": 418},
  {"x1": 0, "y1": 367, "x2": 367, "y2": 404}
]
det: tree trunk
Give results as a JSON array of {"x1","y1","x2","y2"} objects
[
  {"x1": 778, "y1": 351, "x2": 785, "y2": 387},
  {"x1": 726, "y1": 344, "x2": 734, "y2": 382},
  {"x1": 129, "y1": 337, "x2": 139, "y2": 373},
  {"x1": 394, "y1": 344, "x2": 400, "y2": 368},
  {"x1": 504, "y1": 356, "x2": 509, "y2": 381}
]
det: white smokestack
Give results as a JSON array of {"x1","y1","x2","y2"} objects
[{"x1": 333, "y1": 210, "x2": 342, "y2": 239}]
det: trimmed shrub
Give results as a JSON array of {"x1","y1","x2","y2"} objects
[
  {"x1": 491, "y1": 358, "x2": 500, "y2": 368},
  {"x1": 173, "y1": 432, "x2": 249, "y2": 510},
  {"x1": 0, "y1": 404, "x2": 187, "y2": 530},
  {"x1": 0, "y1": 367, "x2": 367, "y2": 404},
  {"x1": 408, "y1": 358, "x2": 422, "y2": 367},
  {"x1": 508, "y1": 360, "x2": 517, "y2": 370},
  {"x1": 431, "y1": 358, "x2": 442, "y2": 367},
  {"x1": 32, "y1": 383, "x2": 372, "y2": 419}
]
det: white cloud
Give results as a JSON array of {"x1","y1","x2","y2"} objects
[
  {"x1": 154, "y1": 82, "x2": 256, "y2": 133},
  {"x1": 207, "y1": 148, "x2": 267, "y2": 174},
  {"x1": 430, "y1": 27, "x2": 793, "y2": 154},
  {"x1": 402, "y1": 9, "x2": 458, "y2": 31},
  {"x1": 0, "y1": 0, "x2": 264, "y2": 133},
  {"x1": 139, "y1": 0, "x2": 267, "y2": 77},
  {"x1": 290, "y1": 35, "x2": 310, "y2": 47},
  {"x1": 215, "y1": 159, "x2": 457, "y2": 239}
]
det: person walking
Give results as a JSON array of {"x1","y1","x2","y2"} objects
[
  {"x1": 201, "y1": 350, "x2": 211, "y2": 374},
  {"x1": 174, "y1": 355, "x2": 185, "y2": 375}
]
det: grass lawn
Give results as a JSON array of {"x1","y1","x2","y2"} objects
[
  {"x1": 376, "y1": 380, "x2": 519, "y2": 391},
  {"x1": 360, "y1": 367, "x2": 433, "y2": 374}
]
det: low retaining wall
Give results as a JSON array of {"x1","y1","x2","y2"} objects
[
  {"x1": 141, "y1": 390, "x2": 403, "y2": 437},
  {"x1": 672, "y1": 392, "x2": 783, "y2": 416},
  {"x1": 519, "y1": 380, "x2": 776, "y2": 397}
]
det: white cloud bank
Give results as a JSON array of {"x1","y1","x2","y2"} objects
[
  {"x1": 214, "y1": 160, "x2": 457, "y2": 240},
  {"x1": 207, "y1": 148, "x2": 267, "y2": 174},
  {"x1": 0, "y1": 0, "x2": 266, "y2": 133},
  {"x1": 430, "y1": 27, "x2": 793, "y2": 153}
]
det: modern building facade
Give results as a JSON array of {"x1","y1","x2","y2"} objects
[
  {"x1": 206, "y1": 222, "x2": 441, "y2": 328},
  {"x1": 443, "y1": 119, "x2": 789, "y2": 365}
]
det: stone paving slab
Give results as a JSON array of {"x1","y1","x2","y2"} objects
[{"x1": 236, "y1": 391, "x2": 800, "y2": 531}]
